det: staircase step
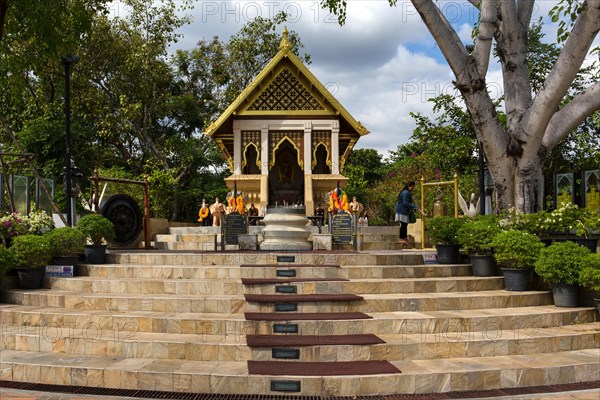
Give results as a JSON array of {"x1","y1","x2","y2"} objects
[
  {"x1": 1, "y1": 348, "x2": 598, "y2": 395},
  {"x1": 244, "y1": 311, "x2": 372, "y2": 321}
]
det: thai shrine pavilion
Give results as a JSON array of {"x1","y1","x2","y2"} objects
[{"x1": 204, "y1": 28, "x2": 368, "y2": 217}]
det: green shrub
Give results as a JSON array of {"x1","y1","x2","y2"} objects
[
  {"x1": 9, "y1": 234, "x2": 52, "y2": 268},
  {"x1": 491, "y1": 230, "x2": 544, "y2": 269},
  {"x1": 457, "y1": 215, "x2": 501, "y2": 254},
  {"x1": 45, "y1": 227, "x2": 86, "y2": 256},
  {"x1": 0, "y1": 245, "x2": 15, "y2": 277},
  {"x1": 76, "y1": 214, "x2": 115, "y2": 245},
  {"x1": 426, "y1": 216, "x2": 466, "y2": 245},
  {"x1": 579, "y1": 254, "x2": 600, "y2": 292},
  {"x1": 534, "y1": 241, "x2": 593, "y2": 285}
]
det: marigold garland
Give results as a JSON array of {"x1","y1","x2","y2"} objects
[{"x1": 198, "y1": 206, "x2": 209, "y2": 222}]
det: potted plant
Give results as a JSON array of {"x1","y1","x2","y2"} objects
[
  {"x1": 490, "y1": 229, "x2": 545, "y2": 291},
  {"x1": 426, "y1": 216, "x2": 466, "y2": 264},
  {"x1": 76, "y1": 213, "x2": 115, "y2": 264},
  {"x1": 534, "y1": 240, "x2": 593, "y2": 307},
  {"x1": 8, "y1": 234, "x2": 52, "y2": 289},
  {"x1": 45, "y1": 226, "x2": 86, "y2": 268},
  {"x1": 457, "y1": 215, "x2": 501, "y2": 276},
  {"x1": 579, "y1": 254, "x2": 600, "y2": 314}
]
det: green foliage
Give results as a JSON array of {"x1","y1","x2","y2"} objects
[
  {"x1": 457, "y1": 215, "x2": 501, "y2": 255},
  {"x1": 76, "y1": 213, "x2": 115, "y2": 245},
  {"x1": 498, "y1": 207, "x2": 549, "y2": 236},
  {"x1": 579, "y1": 255, "x2": 600, "y2": 292},
  {"x1": 542, "y1": 202, "x2": 600, "y2": 237},
  {"x1": 9, "y1": 234, "x2": 52, "y2": 268},
  {"x1": 45, "y1": 227, "x2": 86, "y2": 256},
  {"x1": 426, "y1": 216, "x2": 466, "y2": 245},
  {"x1": 0, "y1": 245, "x2": 15, "y2": 278},
  {"x1": 0, "y1": 212, "x2": 27, "y2": 242},
  {"x1": 491, "y1": 230, "x2": 545, "y2": 269},
  {"x1": 534, "y1": 240, "x2": 592, "y2": 285}
]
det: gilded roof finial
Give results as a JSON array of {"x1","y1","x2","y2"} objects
[{"x1": 279, "y1": 26, "x2": 291, "y2": 52}]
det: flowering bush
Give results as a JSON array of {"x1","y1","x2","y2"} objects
[
  {"x1": 0, "y1": 212, "x2": 27, "y2": 244},
  {"x1": 542, "y1": 202, "x2": 600, "y2": 237},
  {"x1": 426, "y1": 216, "x2": 466, "y2": 245},
  {"x1": 22, "y1": 208, "x2": 54, "y2": 235},
  {"x1": 499, "y1": 207, "x2": 548, "y2": 236}
]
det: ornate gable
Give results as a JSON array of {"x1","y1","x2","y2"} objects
[{"x1": 247, "y1": 67, "x2": 325, "y2": 112}]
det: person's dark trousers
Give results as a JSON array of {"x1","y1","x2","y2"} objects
[{"x1": 399, "y1": 222, "x2": 408, "y2": 239}]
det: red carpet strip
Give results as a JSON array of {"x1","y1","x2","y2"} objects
[
  {"x1": 247, "y1": 334, "x2": 385, "y2": 347},
  {"x1": 240, "y1": 264, "x2": 340, "y2": 268},
  {"x1": 245, "y1": 312, "x2": 372, "y2": 320},
  {"x1": 241, "y1": 277, "x2": 349, "y2": 284},
  {"x1": 245, "y1": 293, "x2": 363, "y2": 302},
  {"x1": 247, "y1": 360, "x2": 401, "y2": 376}
]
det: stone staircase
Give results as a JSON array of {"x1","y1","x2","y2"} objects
[
  {"x1": 154, "y1": 226, "x2": 411, "y2": 251},
  {"x1": 0, "y1": 241, "x2": 599, "y2": 396}
]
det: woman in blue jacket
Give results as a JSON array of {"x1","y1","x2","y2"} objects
[{"x1": 395, "y1": 181, "x2": 421, "y2": 244}]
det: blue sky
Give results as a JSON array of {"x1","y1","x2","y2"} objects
[{"x1": 109, "y1": 1, "x2": 585, "y2": 157}]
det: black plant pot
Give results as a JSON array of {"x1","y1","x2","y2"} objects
[
  {"x1": 470, "y1": 254, "x2": 499, "y2": 276},
  {"x1": 552, "y1": 284, "x2": 579, "y2": 307},
  {"x1": 16, "y1": 267, "x2": 45, "y2": 289},
  {"x1": 435, "y1": 244, "x2": 461, "y2": 264},
  {"x1": 501, "y1": 267, "x2": 532, "y2": 291},
  {"x1": 84, "y1": 245, "x2": 107, "y2": 264}
]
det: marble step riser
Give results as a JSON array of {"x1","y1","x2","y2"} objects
[
  {"x1": 250, "y1": 332, "x2": 600, "y2": 361},
  {"x1": 0, "y1": 335, "x2": 252, "y2": 362},
  {"x1": 5, "y1": 330, "x2": 596, "y2": 363},
  {"x1": 107, "y1": 253, "x2": 425, "y2": 267},
  {"x1": 1, "y1": 356, "x2": 598, "y2": 396},
  {"x1": 44, "y1": 278, "x2": 504, "y2": 296},
  {"x1": 2, "y1": 309, "x2": 596, "y2": 336},
  {"x1": 247, "y1": 292, "x2": 554, "y2": 313},
  {"x1": 2, "y1": 291, "x2": 554, "y2": 313},
  {"x1": 77, "y1": 265, "x2": 342, "y2": 280},
  {"x1": 76, "y1": 265, "x2": 474, "y2": 280}
]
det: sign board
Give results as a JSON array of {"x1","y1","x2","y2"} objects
[
  {"x1": 331, "y1": 213, "x2": 353, "y2": 244},
  {"x1": 224, "y1": 213, "x2": 247, "y2": 245},
  {"x1": 422, "y1": 254, "x2": 438, "y2": 265},
  {"x1": 45, "y1": 265, "x2": 74, "y2": 277}
]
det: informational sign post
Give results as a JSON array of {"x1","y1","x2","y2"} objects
[
  {"x1": 331, "y1": 213, "x2": 353, "y2": 244},
  {"x1": 224, "y1": 212, "x2": 247, "y2": 245}
]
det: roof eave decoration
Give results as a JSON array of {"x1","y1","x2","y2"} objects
[{"x1": 204, "y1": 27, "x2": 369, "y2": 138}]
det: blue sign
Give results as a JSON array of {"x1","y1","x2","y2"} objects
[{"x1": 45, "y1": 265, "x2": 74, "y2": 277}]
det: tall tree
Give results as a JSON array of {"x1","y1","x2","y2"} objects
[{"x1": 323, "y1": 0, "x2": 600, "y2": 213}]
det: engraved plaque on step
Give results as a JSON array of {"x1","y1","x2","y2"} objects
[
  {"x1": 276, "y1": 269, "x2": 296, "y2": 277},
  {"x1": 275, "y1": 302, "x2": 297, "y2": 312},
  {"x1": 271, "y1": 380, "x2": 301, "y2": 392},
  {"x1": 277, "y1": 255, "x2": 295, "y2": 263},
  {"x1": 276, "y1": 285, "x2": 297, "y2": 293},
  {"x1": 224, "y1": 212, "x2": 247, "y2": 245},
  {"x1": 273, "y1": 324, "x2": 298, "y2": 333},
  {"x1": 272, "y1": 348, "x2": 300, "y2": 359},
  {"x1": 332, "y1": 213, "x2": 353, "y2": 244}
]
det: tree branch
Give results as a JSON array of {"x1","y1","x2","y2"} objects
[
  {"x1": 516, "y1": 0, "x2": 535, "y2": 27},
  {"x1": 472, "y1": 0, "x2": 498, "y2": 77},
  {"x1": 542, "y1": 81, "x2": 600, "y2": 152},
  {"x1": 410, "y1": 0, "x2": 470, "y2": 83},
  {"x1": 522, "y1": 0, "x2": 600, "y2": 137}
]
